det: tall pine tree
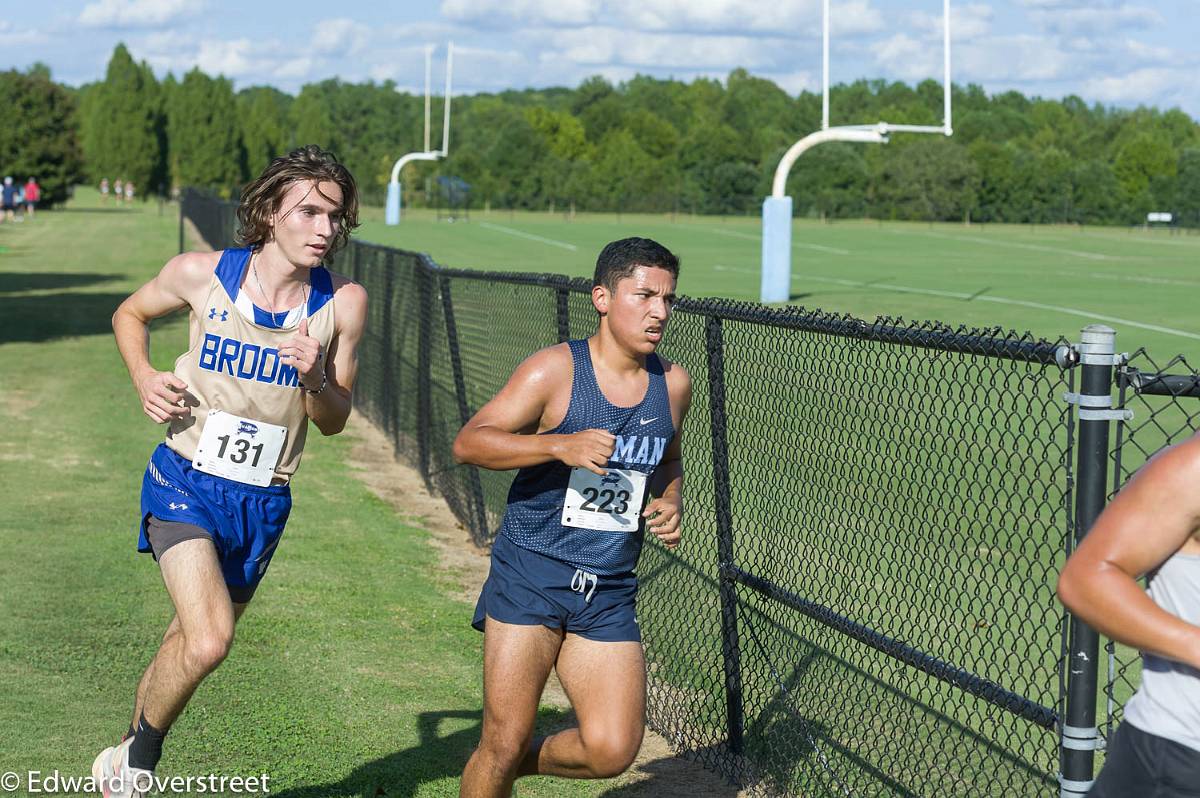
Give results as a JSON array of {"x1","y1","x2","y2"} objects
[
  {"x1": 169, "y1": 68, "x2": 245, "y2": 193},
  {"x1": 79, "y1": 44, "x2": 163, "y2": 195}
]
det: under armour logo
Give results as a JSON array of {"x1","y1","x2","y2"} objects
[
  {"x1": 169, "y1": 502, "x2": 189, "y2": 511},
  {"x1": 208, "y1": 308, "x2": 229, "y2": 321}
]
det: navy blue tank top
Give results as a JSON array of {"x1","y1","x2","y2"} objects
[{"x1": 500, "y1": 339, "x2": 676, "y2": 575}]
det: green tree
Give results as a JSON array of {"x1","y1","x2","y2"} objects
[
  {"x1": 1114, "y1": 132, "x2": 1177, "y2": 219},
  {"x1": 169, "y1": 68, "x2": 244, "y2": 192},
  {"x1": 239, "y1": 86, "x2": 292, "y2": 178},
  {"x1": 873, "y1": 138, "x2": 978, "y2": 221},
  {"x1": 79, "y1": 44, "x2": 164, "y2": 194},
  {"x1": 1177, "y1": 149, "x2": 1200, "y2": 227},
  {"x1": 0, "y1": 67, "x2": 85, "y2": 206}
]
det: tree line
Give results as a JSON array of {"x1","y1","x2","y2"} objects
[{"x1": 9, "y1": 43, "x2": 1200, "y2": 224}]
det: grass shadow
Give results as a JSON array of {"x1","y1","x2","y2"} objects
[
  {"x1": 0, "y1": 272, "x2": 123, "y2": 294},
  {"x1": 0, "y1": 291, "x2": 133, "y2": 343}
]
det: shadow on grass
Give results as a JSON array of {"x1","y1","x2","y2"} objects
[
  {"x1": 0, "y1": 290, "x2": 131, "y2": 343},
  {"x1": 0, "y1": 272, "x2": 122, "y2": 294},
  {"x1": 53, "y1": 207, "x2": 137, "y2": 214},
  {"x1": 268, "y1": 706, "x2": 739, "y2": 798}
]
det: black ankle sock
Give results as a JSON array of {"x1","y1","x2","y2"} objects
[{"x1": 127, "y1": 713, "x2": 167, "y2": 771}]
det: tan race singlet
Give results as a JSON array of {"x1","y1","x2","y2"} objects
[{"x1": 165, "y1": 247, "x2": 335, "y2": 483}]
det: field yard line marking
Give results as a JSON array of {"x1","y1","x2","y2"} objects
[
  {"x1": 1068, "y1": 232, "x2": 1200, "y2": 249},
  {"x1": 714, "y1": 265, "x2": 1200, "y2": 341},
  {"x1": 706, "y1": 227, "x2": 850, "y2": 254},
  {"x1": 972, "y1": 296, "x2": 1200, "y2": 340},
  {"x1": 885, "y1": 227, "x2": 1114, "y2": 260},
  {"x1": 479, "y1": 222, "x2": 578, "y2": 251},
  {"x1": 1052, "y1": 270, "x2": 1200, "y2": 288}
]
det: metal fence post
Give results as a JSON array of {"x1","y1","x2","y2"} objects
[
  {"x1": 440, "y1": 273, "x2": 489, "y2": 539},
  {"x1": 1060, "y1": 324, "x2": 1118, "y2": 798},
  {"x1": 416, "y1": 263, "x2": 434, "y2": 486},
  {"x1": 706, "y1": 314, "x2": 744, "y2": 756},
  {"x1": 555, "y1": 286, "x2": 571, "y2": 343}
]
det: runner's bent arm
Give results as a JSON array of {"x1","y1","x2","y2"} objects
[
  {"x1": 112, "y1": 252, "x2": 215, "y2": 423},
  {"x1": 1057, "y1": 434, "x2": 1200, "y2": 670},
  {"x1": 453, "y1": 346, "x2": 614, "y2": 474},
  {"x1": 643, "y1": 364, "x2": 692, "y2": 548},
  {"x1": 288, "y1": 279, "x2": 367, "y2": 436}
]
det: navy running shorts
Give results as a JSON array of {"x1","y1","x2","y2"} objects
[
  {"x1": 1090, "y1": 721, "x2": 1200, "y2": 798},
  {"x1": 473, "y1": 533, "x2": 641, "y2": 642},
  {"x1": 138, "y1": 443, "x2": 291, "y2": 600}
]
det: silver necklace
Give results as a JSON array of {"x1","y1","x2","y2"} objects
[{"x1": 252, "y1": 253, "x2": 308, "y2": 327}]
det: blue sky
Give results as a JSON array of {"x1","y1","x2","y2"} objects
[{"x1": 5, "y1": 0, "x2": 1197, "y2": 116}]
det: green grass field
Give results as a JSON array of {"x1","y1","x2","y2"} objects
[
  {"x1": 0, "y1": 196, "x2": 704, "y2": 798},
  {"x1": 359, "y1": 206, "x2": 1200, "y2": 364},
  {"x1": 5, "y1": 190, "x2": 1192, "y2": 797}
]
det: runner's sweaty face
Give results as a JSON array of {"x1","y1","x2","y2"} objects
[
  {"x1": 601, "y1": 265, "x2": 677, "y2": 354},
  {"x1": 270, "y1": 180, "x2": 344, "y2": 268}
]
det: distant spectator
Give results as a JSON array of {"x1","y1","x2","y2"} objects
[
  {"x1": 24, "y1": 177, "x2": 39, "y2": 218},
  {"x1": 100, "y1": 177, "x2": 110, "y2": 204},
  {"x1": 125, "y1": 181, "x2": 135, "y2": 203},
  {"x1": 114, "y1": 179, "x2": 124, "y2": 204},
  {"x1": 2, "y1": 177, "x2": 16, "y2": 221}
]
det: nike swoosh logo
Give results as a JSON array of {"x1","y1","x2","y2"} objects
[{"x1": 639, "y1": 417, "x2": 657, "y2": 425}]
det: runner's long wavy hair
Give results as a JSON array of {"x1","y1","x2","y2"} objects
[{"x1": 236, "y1": 145, "x2": 360, "y2": 257}]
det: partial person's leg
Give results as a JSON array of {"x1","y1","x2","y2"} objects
[
  {"x1": 460, "y1": 618, "x2": 562, "y2": 798},
  {"x1": 129, "y1": 600, "x2": 249, "y2": 732},
  {"x1": 138, "y1": 538, "x2": 238, "y2": 729},
  {"x1": 520, "y1": 634, "x2": 645, "y2": 779}
]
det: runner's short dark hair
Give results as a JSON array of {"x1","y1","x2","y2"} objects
[{"x1": 593, "y1": 237, "x2": 680, "y2": 290}]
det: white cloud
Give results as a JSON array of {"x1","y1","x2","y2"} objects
[
  {"x1": 1083, "y1": 67, "x2": 1181, "y2": 103},
  {"x1": 908, "y1": 2, "x2": 992, "y2": 40},
  {"x1": 954, "y1": 34, "x2": 1071, "y2": 81},
  {"x1": 441, "y1": 0, "x2": 600, "y2": 27},
  {"x1": 0, "y1": 20, "x2": 44, "y2": 45},
  {"x1": 79, "y1": 0, "x2": 197, "y2": 29},
  {"x1": 547, "y1": 26, "x2": 787, "y2": 70},
  {"x1": 312, "y1": 19, "x2": 372, "y2": 57},
  {"x1": 1029, "y1": 4, "x2": 1163, "y2": 35},
  {"x1": 608, "y1": 0, "x2": 817, "y2": 34},
  {"x1": 443, "y1": 0, "x2": 881, "y2": 37}
]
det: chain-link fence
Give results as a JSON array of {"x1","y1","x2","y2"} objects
[{"x1": 182, "y1": 189, "x2": 1194, "y2": 796}]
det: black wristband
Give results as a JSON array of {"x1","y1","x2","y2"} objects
[{"x1": 303, "y1": 371, "x2": 327, "y2": 396}]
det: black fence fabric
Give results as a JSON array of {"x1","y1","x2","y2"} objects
[{"x1": 182, "y1": 189, "x2": 1195, "y2": 797}]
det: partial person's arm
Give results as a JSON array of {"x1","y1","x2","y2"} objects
[
  {"x1": 643, "y1": 364, "x2": 693, "y2": 549},
  {"x1": 281, "y1": 279, "x2": 367, "y2": 436},
  {"x1": 112, "y1": 252, "x2": 214, "y2": 423},
  {"x1": 1057, "y1": 433, "x2": 1200, "y2": 669},
  {"x1": 453, "y1": 346, "x2": 614, "y2": 474}
]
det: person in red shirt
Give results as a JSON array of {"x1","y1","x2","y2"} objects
[{"x1": 24, "y1": 177, "x2": 40, "y2": 218}]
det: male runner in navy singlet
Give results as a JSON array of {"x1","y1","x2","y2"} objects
[
  {"x1": 92, "y1": 146, "x2": 368, "y2": 798},
  {"x1": 453, "y1": 237, "x2": 692, "y2": 796}
]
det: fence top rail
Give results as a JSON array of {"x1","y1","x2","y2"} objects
[
  {"x1": 422, "y1": 257, "x2": 1072, "y2": 367},
  {"x1": 1120, "y1": 369, "x2": 1200, "y2": 399}
]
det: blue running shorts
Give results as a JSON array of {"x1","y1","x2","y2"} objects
[
  {"x1": 138, "y1": 443, "x2": 291, "y2": 600},
  {"x1": 473, "y1": 533, "x2": 640, "y2": 642}
]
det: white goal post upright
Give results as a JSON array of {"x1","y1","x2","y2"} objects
[
  {"x1": 760, "y1": 0, "x2": 952, "y2": 302},
  {"x1": 386, "y1": 42, "x2": 454, "y2": 226}
]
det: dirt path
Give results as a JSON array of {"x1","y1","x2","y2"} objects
[{"x1": 344, "y1": 414, "x2": 745, "y2": 797}]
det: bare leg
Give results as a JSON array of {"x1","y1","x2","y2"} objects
[
  {"x1": 134, "y1": 539, "x2": 238, "y2": 731},
  {"x1": 519, "y1": 634, "x2": 645, "y2": 779},
  {"x1": 130, "y1": 600, "x2": 248, "y2": 730},
  {"x1": 459, "y1": 618, "x2": 562, "y2": 798}
]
